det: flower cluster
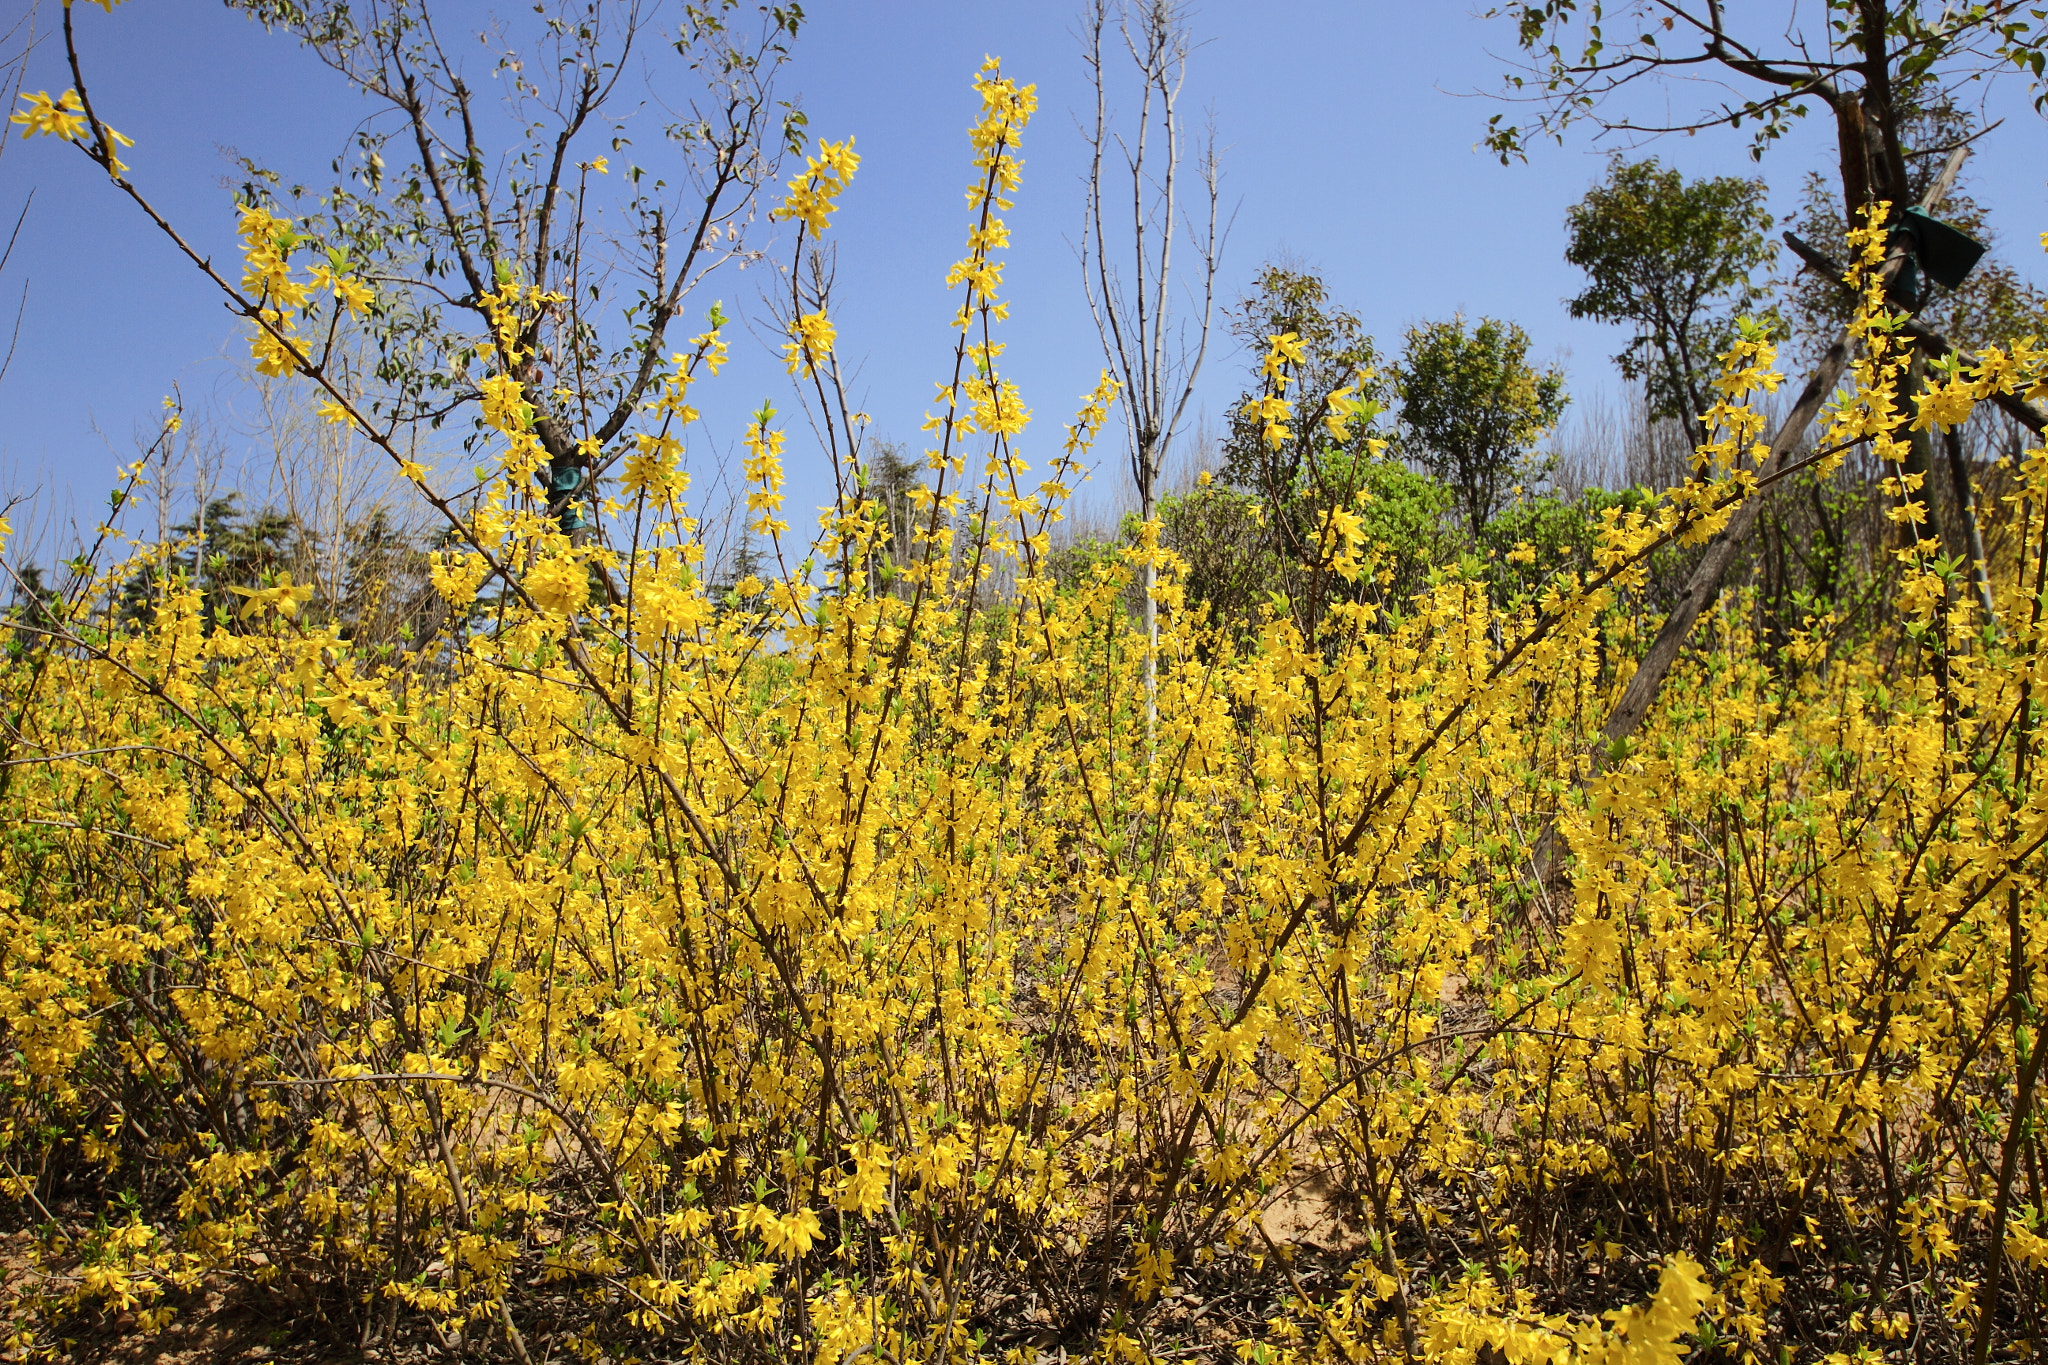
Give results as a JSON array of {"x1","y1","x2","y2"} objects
[
  {"x1": 770, "y1": 136, "x2": 860, "y2": 237},
  {"x1": 1245, "y1": 331, "x2": 1306, "y2": 448},
  {"x1": 232, "y1": 203, "x2": 376, "y2": 382},
  {"x1": 10, "y1": 86, "x2": 131, "y2": 174},
  {"x1": 783, "y1": 310, "x2": 836, "y2": 378},
  {"x1": 943, "y1": 61, "x2": 1035, "y2": 331},
  {"x1": 6, "y1": 50, "x2": 2048, "y2": 1365},
  {"x1": 743, "y1": 403, "x2": 789, "y2": 539}
]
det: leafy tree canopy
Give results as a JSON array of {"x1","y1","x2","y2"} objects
[
  {"x1": 1564, "y1": 155, "x2": 1776, "y2": 442},
  {"x1": 1393, "y1": 316, "x2": 1566, "y2": 538},
  {"x1": 1220, "y1": 264, "x2": 1390, "y2": 505}
]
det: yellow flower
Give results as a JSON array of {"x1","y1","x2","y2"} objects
[
  {"x1": 330, "y1": 274, "x2": 374, "y2": 315},
  {"x1": 782, "y1": 312, "x2": 837, "y2": 377},
  {"x1": 11, "y1": 90, "x2": 87, "y2": 142},
  {"x1": 769, "y1": 137, "x2": 859, "y2": 236},
  {"x1": 525, "y1": 555, "x2": 588, "y2": 615},
  {"x1": 226, "y1": 571, "x2": 315, "y2": 621},
  {"x1": 479, "y1": 374, "x2": 533, "y2": 434},
  {"x1": 248, "y1": 311, "x2": 302, "y2": 377},
  {"x1": 96, "y1": 121, "x2": 134, "y2": 175}
]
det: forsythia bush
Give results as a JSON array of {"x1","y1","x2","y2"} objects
[{"x1": 9, "y1": 45, "x2": 2048, "y2": 1365}]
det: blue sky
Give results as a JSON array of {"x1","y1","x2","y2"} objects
[{"x1": 5, "y1": 0, "x2": 2046, "y2": 550}]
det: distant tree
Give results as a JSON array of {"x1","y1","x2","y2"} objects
[
  {"x1": 712, "y1": 533, "x2": 771, "y2": 627},
  {"x1": 1333, "y1": 455, "x2": 1456, "y2": 610},
  {"x1": 1484, "y1": 3, "x2": 2042, "y2": 233},
  {"x1": 1220, "y1": 265, "x2": 1390, "y2": 505},
  {"x1": 1045, "y1": 530, "x2": 1126, "y2": 600},
  {"x1": 1393, "y1": 317, "x2": 1566, "y2": 539},
  {"x1": 5, "y1": 565, "x2": 59, "y2": 661},
  {"x1": 1564, "y1": 156, "x2": 1776, "y2": 445},
  {"x1": 340, "y1": 506, "x2": 441, "y2": 650},
  {"x1": 1484, "y1": 6, "x2": 2048, "y2": 836},
  {"x1": 1080, "y1": 0, "x2": 1223, "y2": 733},
  {"x1": 215, "y1": 0, "x2": 805, "y2": 544},
  {"x1": 116, "y1": 494, "x2": 299, "y2": 632},
  {"x1": 861, "y1": 441, "x2": 925, "y2": 597},
  {"x1": 1216, "y1": 265, "x2": 1415, "y2": 629},
  {"x1": 1154, "y1": 484, "x2": 1276, "y2": 634},
  {"x1": 190, "y1": 496, "x2": 296, "y2": 624}
]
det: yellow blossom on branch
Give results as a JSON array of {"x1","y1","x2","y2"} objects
[
  {"x1": 783, "y1": 311, "x2": 836, "y2": 377},
  {"x1": 10, "y1": 90, "x2": 87, "y2": 142}
]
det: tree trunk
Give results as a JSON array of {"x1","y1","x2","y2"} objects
[
  {"x1": 1528, "y1": 335, "x2": 1850, "y2": 889},
  {"x1": 1140, "y1": 460, "x2": 1158, "y2": 759},
  {"x1": 1594, "y1": 336, "x2": 1853, "y2": 750}
]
